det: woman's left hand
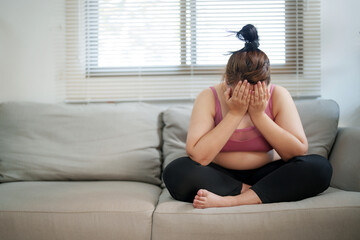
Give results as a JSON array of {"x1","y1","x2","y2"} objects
[{"x1": 248, "y1": 81, "x2": 270, "y2": 119}]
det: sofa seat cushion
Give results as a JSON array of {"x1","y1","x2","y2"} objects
[
  {"x1": 0, "y1": 181, "x2": 161, "y2": 240},
  {"x1": 153, "y1": 187, "x2": 360, "y2": 240}
]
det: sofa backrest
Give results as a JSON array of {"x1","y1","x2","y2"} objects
[
  {"x1": 161, "y1": 99, "x2": 339, "y2": 171},
  {"x1": 0, "y1": 99, "x2": 339, "y2": 185},
  {"x1": 295, "y1": 99, "x2": 339, "y2": 158},
  {"x1": 329, "y1": 127, "x2": 360, "y2": 192},
  {"x1": 0, "y1": 102, "x2": 163, "y2": 185}
]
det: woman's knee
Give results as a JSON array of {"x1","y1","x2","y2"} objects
[
  {"x1": 162, "y1": 156, "x2": 201, "y2": 202},
  {"x1": 163, "y1": 156, "x2": 198, "y2": 183},
  {"x1": 291, "y1": 154, "x2": 333, "y2": 191}
]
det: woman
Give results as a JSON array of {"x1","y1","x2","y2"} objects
[{"x1": 162, "y1": 24, "x2": 332, "y2": 209}]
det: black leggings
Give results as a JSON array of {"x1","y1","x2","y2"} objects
[{"x1": 162, "y1": 154, "x2": 332, "y2": 204}]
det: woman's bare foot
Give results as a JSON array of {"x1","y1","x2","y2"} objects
[
  {"x1": 193, "y1": 188, "x2": 262, "y2": 209},
  {"x1": 241, "y1": 183, "x2": 252, "y2": 193},
  {"x1": 193, "y1": 189, "x2": 231, "y2": 209}
]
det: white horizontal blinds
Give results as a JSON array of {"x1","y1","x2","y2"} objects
[
  {"x1": 94, "y1": 0, "x2": 181, "y2": 73},
  {"x1": 65, "y1": 0, "x2": 87, "y2": 101},
  {"x1": 65, "y1": 0, "x2": 321, "y2": 103},
  {"x1": 297, "y1": 0, "x2": 321, "y2": 97}
]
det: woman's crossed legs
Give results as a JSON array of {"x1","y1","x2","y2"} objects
[{"x1": 162, "y1": 155, "x2": 332, "y2": 208}]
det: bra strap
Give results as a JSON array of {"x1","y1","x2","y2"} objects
[{"x1": 209, "y1": 87, "x2": 222, "y2": 125}]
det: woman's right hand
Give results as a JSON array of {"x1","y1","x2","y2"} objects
[{"x1": 224, "y1": 80, "x2": 251, "y2": 117}]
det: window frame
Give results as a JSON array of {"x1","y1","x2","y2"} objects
[{"x1": 85, "y1": 0, "x2": 303, "y2": 77}]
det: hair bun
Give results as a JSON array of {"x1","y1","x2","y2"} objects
[{"x1": 236, "y1": 24, "x2": 260, "y2": 51}]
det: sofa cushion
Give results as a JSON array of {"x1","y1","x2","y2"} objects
[
  {"x1": 0, "y1": 102, "x2": 162, "y2": 185},
  {"x1": 162, "y1": 105, "x2": 192, "y2": 171},
  {"x1": 295, "y1": 99, "x2": 339, "y2": 158},
  {"x1": 152, "y1": 187, "x2": 360, "y2": 240},
  {"x1": 161, "y1": 99, "x2": 339, "y2": 172},
  {"x1": 0, "y1": 181, "x2": 161, "y2": 240},
  {"x1": 329, "y1": 127, "x2": 360, "y2": 192}
]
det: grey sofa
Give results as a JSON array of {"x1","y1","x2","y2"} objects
[{"x1": 0, "y1": 100, "x2": 359, "y2": 240}]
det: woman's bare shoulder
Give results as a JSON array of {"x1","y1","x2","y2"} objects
[
  {"x1": 198, "y1": 87, "x2": 214, "y2": 99},
  {"x1": 194, "y1": 86, "x2": 217, "y2": 106},
  {"x1": 272, "y1": 84, "x2": 291, "y2": 97},
  {"x1": 272, "y1": 84, "x2": 295, "y2": 116},
  {"x1": 192, "y1": 86, "x2": 218, "y2": 117}
]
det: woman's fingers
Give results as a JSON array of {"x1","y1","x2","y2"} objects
[
  {"x1": 232, "y1": 81, "x2": 242, "y2": 98},
  {"x1": 254, "y1": 81, "x2": 268, "y2": 101},
  {"x1": 241, "y1": 81, "x2": 250, "y2": 101},
  {"x1": 246, "y1": 88, "x2": 252, "y2": 103},
  {"x1": 236, "y1": 80, "x2": 247, "y2": 98},
  {"x1": 250, "y1": 89, "x2": 254, "y2": 104},
  {"x1": 261, "y1": 81, "x2": 266, "y2": 99},
  {"x1": 250, "y1": 81, "x2": 269, "y2": 105},
  {"x1": 232, "y1": 80, "x2": 249, "y2": 99},
  {"x1": 224, "y1": 80, "x2": 251, "y2": 116},
  {"x1": 258, "y1": 81, "x2": 264, "y2": 100},
  {"x1": 264, "y1": 82, "x2": 270, "y2": 101},
  {"x1": 224, "y1": 87, "x2": 231, "y2": 101},
  {"x1": 229, "y1": 80, "x2": 266, "y2": 104},
  {"x1": 260, "y1": 81, "x2": 270, "y2": 101},
  {"x1": 254, "y1": 83, "x2": 259, "y2": 100}
]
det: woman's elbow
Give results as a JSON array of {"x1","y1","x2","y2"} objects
[
  {"x1": 186, "y1": 147, "x2": 211, "y2": 166},
  {"x1": 297, "y1": 140, "x2": 309, "y2": 156},
  {"x1": 282, "y1": 143, "x2": 308, "y2": 161}
]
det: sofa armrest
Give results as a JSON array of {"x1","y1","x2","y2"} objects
[{"x1": 329, "y1": 127, "x2": 360, "y2": 192}]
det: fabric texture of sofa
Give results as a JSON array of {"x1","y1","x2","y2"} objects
[{"x1": 0, "y1": 99, "x2": 359, "y2": 240}]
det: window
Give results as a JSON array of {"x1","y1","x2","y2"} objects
[
  {"x1": 65, "y1": 0, "x2": 321, "y2": 102},
  {"x1": 88, "y1": 0, "x2": 287, "y2": 75}
]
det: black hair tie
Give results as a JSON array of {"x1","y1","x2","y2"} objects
[{"x1": 244, "y1": 41, "x2": 258, "y2": 51}]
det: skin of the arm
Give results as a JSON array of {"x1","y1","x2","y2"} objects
[{"x1": 248, "y1": 82, "x2": 308, "y2": 161}]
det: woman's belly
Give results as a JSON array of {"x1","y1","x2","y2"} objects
[{"x1": 212, "y1": 150, "x2": 281, "y2": 170}]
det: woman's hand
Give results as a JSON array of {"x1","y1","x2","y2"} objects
[
  {"x1": 224, "y1": 80, "x2": 251, "y2": 117},
  {"x1": 248, "y1": 81, "x2": 270, "y2": 119}
]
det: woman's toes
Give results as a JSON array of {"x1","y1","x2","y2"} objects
[
  {"x1": 198, "y1": 189, "x2": 207, "y2": 197},
  {"x1": 194, "y1": 201, "x2": 203, "y2": 209},
  {"x1": 199, "y1": 197, "x2": 206, "y2": 201},
  {"x1": 203, "y1": 190, "x2": 209, "y2": 197}
]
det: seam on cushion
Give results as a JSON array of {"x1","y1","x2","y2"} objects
[
  {"x1": 153, "y1": 206, "x2": 360, "y2": 216},
  {"x1": 151, "y1": 191, "x2": 162, "y2": 240},
  {"x1": 0, "y1": 210, "x2": 156, "y2": 214},
  {"x1": 5, "y1": 206, "x2": 359, "y2": 215}
]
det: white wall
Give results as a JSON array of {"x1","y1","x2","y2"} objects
[
  {"x1": 321, "y1": 0, "x2": 360, "y2": 127},
  {"x1": 0, "y1": 0, "x2": 359, "y2": 127},
  {"x1": 0, "y1": 0, "x2": 64, "y2": 103}
]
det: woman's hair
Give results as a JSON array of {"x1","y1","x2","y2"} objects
[{"x1": 224, "y1": 24, "x2": 271, "y2": 86}]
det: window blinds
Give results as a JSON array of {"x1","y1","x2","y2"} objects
[{"x1": 65, "y1": 0, "x2": 321, "y2": 103}]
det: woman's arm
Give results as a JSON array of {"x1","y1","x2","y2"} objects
[
  {"x1": 186, "y1": 81, "x2": 251, "y2": 166},
  {"x1": 249, "y1": 82, "x2": 308, "y2": 161}
]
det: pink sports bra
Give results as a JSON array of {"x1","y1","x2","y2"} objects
[{"x1": 210, "y1": 84, "x2": 276, "y2": 152}]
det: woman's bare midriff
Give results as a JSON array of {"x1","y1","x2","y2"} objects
[{"x1": 212, "y1": 149, "x2": 281, "y2": 170}]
